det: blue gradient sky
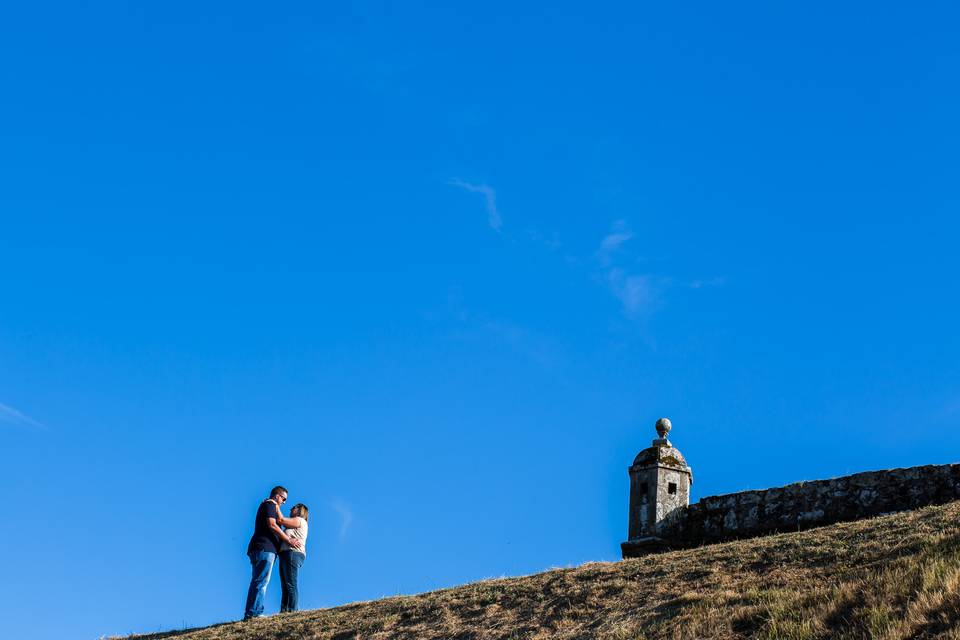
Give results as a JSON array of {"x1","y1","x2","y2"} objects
[{"x1": 2, "y1": 2, "x2": 959, "y2": 638}]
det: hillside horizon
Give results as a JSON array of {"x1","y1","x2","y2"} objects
[{"x1": 118, "y1": 500, "x2": 960, "y2": 640}]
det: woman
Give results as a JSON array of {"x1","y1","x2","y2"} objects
[{"x1": 276, "y1": 503, "x2": 309, "y2": 612}]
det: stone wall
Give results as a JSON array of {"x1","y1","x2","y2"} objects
[{"x1": 659, "y1": 463, "x2": 960, "y2": 546}]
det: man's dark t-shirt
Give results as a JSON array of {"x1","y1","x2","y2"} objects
[{"x1": 247, "y1": 500, "x2": 281, "y2": 556}]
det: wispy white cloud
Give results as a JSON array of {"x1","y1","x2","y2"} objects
[
  {"x1": 597, "y1": 219, "x2": 634, "y2": 265},
  {"x1": 595, "y1": 220, "x2": 661, "y2": 317},
  {"x1": 0, "y1": 402, "x2": 44, "y2": 430},
  {"x1": 606, "y1": 269, "x2": 662, "y2": 318},
  {"x1": 449, "y1": 178, "x2": 502, "y2": 232},
  {"x1": 594, "y1": 219, "x2": 722, "y2": 317},
  {"x1": 436, "y1": 199, "x2": 720, "y2": 322},
  {"x1": 330, "y1": 500, "x2": 354, "y2": 541}
]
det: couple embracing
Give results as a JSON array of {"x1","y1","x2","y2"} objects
[{"x1": 243, "y1": 485, "x2": 310, "y2": 620}]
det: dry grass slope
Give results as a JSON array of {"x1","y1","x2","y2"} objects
[{"x1": 123, "y1": 501, "x2": 960, "y2": 640}]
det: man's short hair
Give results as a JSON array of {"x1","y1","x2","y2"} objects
[{"x1": 270, "y1": 485, "x2": 288, "y2": 498}]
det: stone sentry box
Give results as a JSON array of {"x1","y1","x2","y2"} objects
[
  {"x1": 622, "y1": 418, "x2": 960, "y2": 558},
  {"x1": 621, "y1": 418, "x2": 693, "y2": 557}
]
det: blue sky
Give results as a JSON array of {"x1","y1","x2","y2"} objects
[{"x1": 2, "y1": 2, "x2": 959, "y2": 638}]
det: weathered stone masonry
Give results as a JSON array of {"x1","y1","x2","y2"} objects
[{"x1": 622, "y1": 419, "x2": 960, "y2": 558}]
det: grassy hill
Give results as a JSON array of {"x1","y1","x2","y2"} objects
[{"x1": 123, "y1": 501, "x2": 960, "y2": 640}]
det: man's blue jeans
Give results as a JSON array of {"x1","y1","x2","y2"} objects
[{"x1": 244, "y1": 550, "x2": 277, "y2": 619}]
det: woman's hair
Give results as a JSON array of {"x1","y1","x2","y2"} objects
[{"x1": 291, "y1": 503, "x2": 309, "y2": 521}]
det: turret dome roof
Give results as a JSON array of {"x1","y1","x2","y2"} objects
[
  {"x1": 630, "y1": 417, "x2": 692, "y2": 478},
  {"x1": 631, "y1": 442, "x2": 690, "y2": 469}
]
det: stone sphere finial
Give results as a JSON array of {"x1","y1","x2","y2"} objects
[{"x1": 655, "y1": 417, "x2": 672, "y2": 439}]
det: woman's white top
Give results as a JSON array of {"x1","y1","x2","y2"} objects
[{"x1": 281, "y1": 517, "x2": 308, "y2": 556}]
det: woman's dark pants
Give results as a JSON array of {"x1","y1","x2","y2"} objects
[{"x1": 279, "y1": 550, "x2": 306, "y2": 612}]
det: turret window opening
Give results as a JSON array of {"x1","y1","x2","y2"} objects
[{"x1": 668, "y1": 482, "x2": 678, "y2": 495}]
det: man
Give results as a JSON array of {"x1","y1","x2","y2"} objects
[{"x1": 244, "y1": 485, "x2": 303, "y2": 620}]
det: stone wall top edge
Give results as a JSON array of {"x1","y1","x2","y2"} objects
[{"x1": 695, "y1": 462, "x2": 960, "y2": 505}]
